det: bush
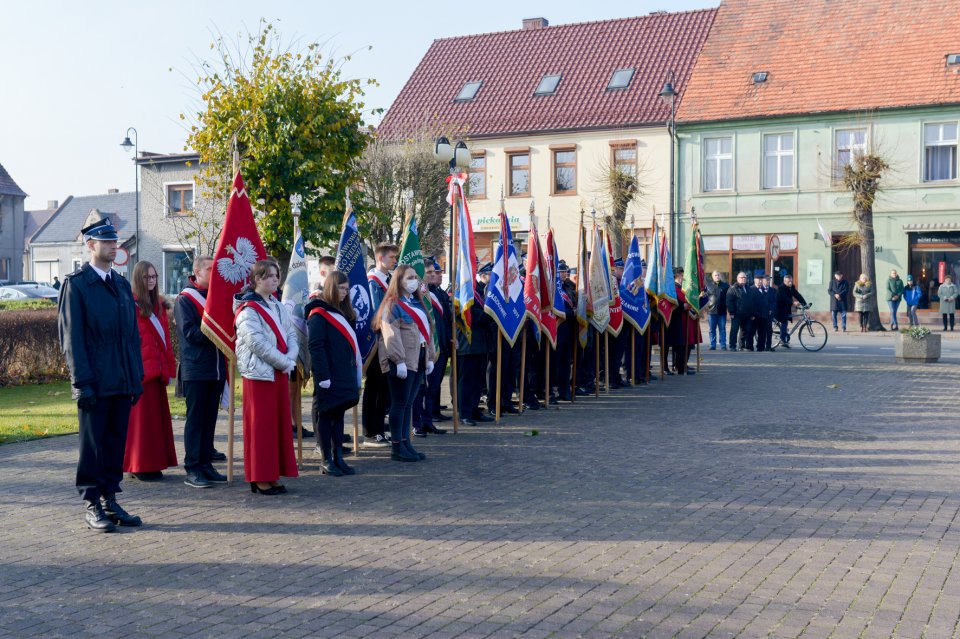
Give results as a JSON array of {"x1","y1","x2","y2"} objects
[
  {"x1": 0, "y1": 308, "x2": 68, "y2": 386},
  {"x1": 0, "y1": 299, "x2": 56, "y2": 311}
]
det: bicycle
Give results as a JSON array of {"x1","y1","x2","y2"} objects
[{"x1": 772, "y1": 304, "x2": 828, "y2": 352}]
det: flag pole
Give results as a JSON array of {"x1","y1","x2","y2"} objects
[
  {"x1": 449, "y1": 177, "x2": 460, "y2": 435},
  {"x1": 604, "y1": 332, "x2": 610, "y2": 393},
  {"x1": 495, "y1": 198, "x2": 507, "y2": 425},
  {"x1": 631, "y1": 327, "x2": 636, "y2": 385},
  {"x1": 495, "y1": 335, "x2": 502, "y2": 424},
  {"x1": 290, "y1": 209, "x2": 304, "y2": 469},
  {"x1": 594, "y1": 328, "x2": 600, "y2": 398},
  {"x1": 519, "y1": 330, "x2": 527, "y2": 413},
  {"x1": 227, "y1": 360, "x2": 236, "y2": 483},
  {"x1": 352, "y1": 405, "x2": 360, "y2": 459},
  {"x1": 544, "y1": 344, "x2": 551, "y2": 409}
]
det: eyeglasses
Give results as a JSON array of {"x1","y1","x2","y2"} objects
[{"x1": 144, "y1": 274, "x2": 158, "y2": 281}]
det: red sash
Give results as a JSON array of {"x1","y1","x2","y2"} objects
[
  {"x1": 368, "y1": 272, "x2": 388, "y2": 291},
  {"x1": 179, "y1": 287, "x2": 206, "y2": 316},
  {"x1": 429, "y1": 291, "x2": 444, "y2": 317},
  {"x1": 396, "y1": 299, "x2": 431, "y2": 343},
  {"x1": 235, "y1": 301, "x2": 287, "y2": 352},
  {"x1": 308, "y1": 307, "x2": 358, "y2": 358}
]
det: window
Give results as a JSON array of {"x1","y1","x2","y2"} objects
[
  {"x1": 552, "y1": 149, "x2": 576, "y2": 194},
  {"x1": 612, "y1": 145, "x2": 638, "y2": 178},
  {"x1": 607, "y1": 68, "x2": 635, "y2": 90},
  {"x1": 508, "y1": 152, "x2": 530, "y2": 196},
  {"x1": 703, "y1": 137, "x2": 733, "y2": 192},
  {"x1": 535, "y1": 74, "x2": 562, "y2": 96},
  {"x1": 468, "y1": 154, "x2": 486, "y2": 198},
  {"x1": 924, "y1": 123, "x2": 958, "y2": 182},
  {"x1": 455, "y1": 81, "x2": 482, "y2": 102},
  {"x1": 166, "y1": 183, "x2": 194, "y2": 216},
  {"x1": 762, "y1": 133, "x2": 794, "y2": 189},
  {"x1": 834, "y1": 128, "x2": 867, "y2": 180},
  {"x1": 163, "y1": 251, "x2": 193, "y2": 294}
]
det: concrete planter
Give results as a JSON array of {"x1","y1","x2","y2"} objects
[{"x1": 895, "y1": 332, "x2": 941, "y2": 363}]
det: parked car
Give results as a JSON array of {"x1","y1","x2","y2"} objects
[{"x1": 0, "y1": 284, "x2": 60, "y2": 301}]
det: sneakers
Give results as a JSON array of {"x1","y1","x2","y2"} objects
[
  {"x1": 201, "y1": 465, "x2": 228, "y2": 484},
  {"x1": 184, "y1": 471, "x2": 213, "y2": 489},
  {"x1": 364, "y1": 434, "x2": 390, "y2": 448}
]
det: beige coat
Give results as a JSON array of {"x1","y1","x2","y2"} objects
[{"x1": 377, "y1": 300, "x2": 437, "y2": 374}]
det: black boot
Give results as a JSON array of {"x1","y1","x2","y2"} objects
[
  {"x1": 402, "y1": 439, "x2": 426, "y2": 460},
  {"x1": 333, "y1": 448, "x2": 356, "y2": 475},
  {"x1": 391, "y1": 442, "x2": 418, "y2": 462},
  {"x1": 318, "y1": 444, "x2": 343, "y2": 476},
  {"x1": 100, "y1": 494, "x2": 142, "y2": 527},
  {"x1": 84, "y1": 500, "x2": 116, "y2": 533}
]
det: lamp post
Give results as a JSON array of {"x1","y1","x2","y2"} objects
[
  {"x1": 119, "y1": 128, "x2": 139, "y2": 265},
  {"x1": 658, "y1": 72, "x2": 678, "y2": 255},
  {"x1": 433, "y1": 136, "x2": 471, "y2": 286}
]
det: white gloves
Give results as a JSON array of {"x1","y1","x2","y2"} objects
[
  {"x1": 395, "y1": 362, "x2": 408, "y2": 379},
  {"x1": 425, "y1": 360, "x2": 434, "y2": 376},
  {"x1": 318, "y1": 379, "x2": 331, "y2": 389},
  {"x1": 282, "y1": 360, "x2": 296, "y2": 374}
]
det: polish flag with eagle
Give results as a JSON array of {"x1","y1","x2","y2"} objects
[{"x1": 201, "y1": 171, "x2": 267, "y2": 357}]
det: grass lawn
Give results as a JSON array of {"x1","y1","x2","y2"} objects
[{"x1": 0, "y1": 381, "x2": 189, "y2": 445}]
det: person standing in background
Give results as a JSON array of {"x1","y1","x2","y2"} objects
[
  {"x1": 903, "y1": 274, "x2": 922, "y2": 327},
  {"x1": 886, "y1": 269, "x2": 904, "y2": 331},
  {"x1": 937, "y1": 275, "x2": 958, "y2": 331}
]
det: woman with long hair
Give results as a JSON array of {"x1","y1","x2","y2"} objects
[
  {"x1": 234, "y1": 260, "x2": 299, "y2": 495},
  {"x1": 373, "y1": 264, "x2": 437, "y2": 463},
  {"x1": 123, "y1": 261, "x2": 179, "y2": 481},
  {"x1": 305, "y1": 271, "x2": 361, "y2": 476},
  {"x1": 853, "y1": 273, "x2": 875, "y2": 332}
]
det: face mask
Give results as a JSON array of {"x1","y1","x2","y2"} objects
[{"x1": 404, "y1": 279, "x2": 420, "y2": 294}]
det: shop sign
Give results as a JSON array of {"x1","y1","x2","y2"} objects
[
  {"x1": 913, "y1": 231, "x2": 960, "y2": 246},
  {"x1": 703, "y1": 235, "x2": 730, "y2": 252},
  {"x1": 778, "y1": 234, "x2": 798, "y2": 251},
  {"x1": 732, "y1": 235, "x2": 765, "y2": 251},
  {"x1": 474, "y1": 215, "x2": 524, "y2": 231}
]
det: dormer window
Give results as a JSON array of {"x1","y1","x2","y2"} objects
[
  {"x1": 535, "y1": 74, "x2": 562, "y2": 96},
  {"x1": 607, "y1": 68, "x2": 635, "y2": 90},
  {"x1": 948, "y1": 54, "x2": 960, "y2": 66},
  {"x1": 455, "y1": 81, "x2": 482, "y2": 102},
  {"x1": 752, "y1": 71, "x2": 768, "y2": 84}
]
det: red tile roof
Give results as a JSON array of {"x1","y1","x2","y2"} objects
[
  {"x1": 378, "y1": 10, "x2": 718, "y2": 140},
  {"x1": 678, "y1": 0, "x2": 960, "y2": 123}
]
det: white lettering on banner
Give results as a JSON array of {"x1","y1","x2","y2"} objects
[
  {"x1": 475, "y1": 215, "x2": 524, "y2": 231},
  {"x1": 732, "y1": 235, "x2": 766, "y2": 251},
  {"x1": 703, "y1": 235, "x2": 731, "y2": 252},
  {"x1": 778, "y1": 234, "x2": 798, "y2": 251}
]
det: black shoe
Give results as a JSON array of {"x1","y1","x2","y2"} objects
[
  {"x1": 211, "y1": 449, "x2": 227, "y2": 462},
  {"x1": 413, "y1": 427, "x2": 428, "y2": 438},
  {"x1": 391, "y1": 442, "x2": 418, "y2": 462},
  {"x1": 100, "y1": 495, "x2": 142, "y2": 527},
  {"x1": 319, "y1": 459, "x2": 344, "y2": 476},
  {"x1": 432, "y1": 413, "x2": 451, "y2": 422},
  {"x1": 201, "y1": 465, "x2": 228, "y2": 483},
  {"x1": 84, "y1": 500, "x2": 116, "y2": 533},
  {"x1": 249, "y1": 482, "x2": 282, "y2": 495},
  {"x1": 523, "y1": 402, "x2": 541, "y2": 411},
  {"x1": 438, "y1": 404, "x2": 449, "y2": 410},
  {"x1": 474, "y1": 413, "x2": 494, "y2": 423},
  {"x1": 298, "y1": 427, "x2": 315, "y2": 438},
  {"x1": 575, "y1": 386, "x2": 590, "y2": 396},
  {"x1": 343, "y1": 433, "x2": 353, "y2": 443},
  {"x1": 460, "y1": 418, "x2": 477, "y2": 426},
  {"x1": 685, "y1": 370, "x2": 696, "y2": 376},
  {"x1": 502, "y1": 405, "x2": 519, "y2": 414},
  {"x1": 132, "y1": 471, "x2": 163, "y2": 481},
  {"x1": 333, "y1": 451, "x2": 356, "y2": 475},
  {"x1": 402, "y1": 439, "x2": 426, "y2": 460},
  {"x1": 423, "y1": 424, "x2": 447, "y2": 435},
  {"x1": 557, "y1": 392, "x2": 573, "y2": 402},
  {"x1": 664, "y1": 370, "x2": 675, "y2": 376},
  {"x1": 184, "y1": 471, "x2": 213, "y2": 489}
]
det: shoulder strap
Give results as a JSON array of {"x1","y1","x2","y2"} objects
[{"x1": 236, "y1": 301, "x2": 287, "y2": 352}]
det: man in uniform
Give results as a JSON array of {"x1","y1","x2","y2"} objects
[
  {"x1": 425, "y1": 258, "x2": 452, "y2": 427},
  {"x1": 459, "y1": 263, "x2": 494, "y2": 424},
  {"x1": 554, "y1": 261, "x2": 576, "y2": 401},
  {"x1": 175, "y1": 255, "x2": 229, "y2": 489},
  {"x1": 362, "y1": 242, "x2": 398, "y2": 447},
  {"x1": 58, "y1": 218, "x2": 144, "y2": 532},
  {"x1": 726, "y1": 272, "x2": 753, "y2": 351}
]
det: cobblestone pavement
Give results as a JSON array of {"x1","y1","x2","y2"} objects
[{"x1": 2, "y1": 345, "x2": 959, "y2": 639}]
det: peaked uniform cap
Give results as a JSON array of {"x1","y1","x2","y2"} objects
[{"x1": 81, "y1": 217, "x2": 119, "y2": 241}]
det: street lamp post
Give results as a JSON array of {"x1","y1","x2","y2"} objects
[
  {"x1": 119, "y1": 128, "x2": 139, "y2": 265},
  {"x1": 658, "y1": 72, "x2": 678, "y2": 255}
]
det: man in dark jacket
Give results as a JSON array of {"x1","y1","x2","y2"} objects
[
  {"x1": 554, "y1": 262, "x2": 577, "y2": 400},
  {"x1": 726, "y1": 272, "x2": 753, "y2": 351},
  {"x1": 426, "y1": 258, "x2": 452, "y2": 427},
  {"x1": 828, "y1": 271, "x2": 849, "y2": 332},
  {"x1": 175, "y1": 256, "x2": 228, "y2": 489},
  {"x1": 58, "y1": 218, "x2": 144, "y2": 532},
  {"x1": 755, "y1": 274, "x2": 777, "y2": 351},
  {"x1": 458, "y1": 271, "x2": 494, "y2": 425},
  {"x1": 774, "y1": 274, "x2": 807, "y2": 348},
  {"x1": 704, "y1": 271, "x2": 729, "y2": 350}
]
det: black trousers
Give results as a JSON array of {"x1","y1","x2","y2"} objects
[
  {"x1": 182, "y1": 379, "x2": 225, "y2": 473},
  {"x1": 487, "y1": 337, "x2": 517, "y2": 410},
  {"x1": 730, "y1": 315, "x2": 753, "y2": 350},
  {"x1": 555, "y1": 326, "x2": 574, "y2": 397},
  {"x1": 313, "y1": 403, "x2": 348, "y2": 459},
  {"x1": 361, "y1": 361, "x2": 390, "y2": 438},
  {"x1": 610, "y1": 329, "x2": 629, "y2": 383},
  {"x1": 387, "y1": 351, "x2": 425, "y2": 442},
  {"x1": 427, "y1": 351, "x2": 449, "y2": 417},
  {"x1": 754, "y1": 317, "x2": 771, "y2": 351},
  {"x1": 458, "y1": 353, "x2": 486, "y2": 418},
  {"x1": 576, "y1": 335, "x2": 596, "y2": 388},
  {"x1": 77, "y1": 394, "x2": 132, "y2": 502}
]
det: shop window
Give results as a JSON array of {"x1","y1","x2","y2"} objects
[
  {"x1": 508, "y1": 152, "x2": 530, "y2": 197},
  {"x1": 163, "y1": 251, "x2": 193, "y2": 294},
  {"x1": 468, "y1": 154, "x2": 486, "y2": 198},
  {"x1": 763, "y1": 133, "x2": 794, "y2": 189},
  {"x1": 834, "y1": 128, "x2": 867, "y2": 181},
  {"x1": 166, "y1": 183, "x2": 194, "y2": 217},
  {"x1": 704, "y1": 137, "x2": 733, "y2": 192},
  {"x1": 924, "y1": 123, "x2": 958, "y2": 182},
  {"x1": 552, "y1": 149, "x2": 576, "y2": 195}
]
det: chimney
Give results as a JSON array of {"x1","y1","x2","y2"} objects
[
  {"x1": 47, "y1": 200, "x2": 59, "y2": 210},
  {"x1": 522, "y1": 17, "x2": 548, "y2": 30},
  {"x1": 107, "y1": 188, "x2": 119, "y2": 194}
]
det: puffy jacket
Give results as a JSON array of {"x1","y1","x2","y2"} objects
[
  {"x1": 853, "y1": 281, "x2": 874, "y2": 312},
  {"x1": 886, "y1": 276, "x2": 904, "y2": 302},
  {"x1": 233, "y1": 292, "x2": 298, "y2": 382},
  {"x1": 903, "y1": 284, "x2": 922, "y2": 307},
  {"x1": 174, "y1": 281, "x2": 226, "y2": 382},
  {"x1": 306, "y1": 298, "x2": 360, "y2": 414},
  {"x1": 377, "y1": 296, "x2": 438, "y2": 373},
  {"x1": 58, "y1": 263, "x2": 144, "y2": 399},
  {"x1": 136, "y1": 300, "x2": 176, "y2": 384}
]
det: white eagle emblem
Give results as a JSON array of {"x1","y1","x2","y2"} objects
[{"x1": 217, "y1": 237, "x2": 258, "y2": 285}]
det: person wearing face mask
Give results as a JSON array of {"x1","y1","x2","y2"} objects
[
  {"x1": 373, "y1": 264, "x2": 437, "y2": 462},
  {"x1": 305, "y1": 271, "x2": 361, "y2": 476},
  {"x1": 233, "y1": 260, "x2": 299, "y2": 495}
]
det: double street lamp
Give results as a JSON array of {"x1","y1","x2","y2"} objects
[
  {"x1": 658, "y1": 72, "x2": 678, "y2": 255},
  {"x1": 119, "y1": 128, "x2": 140, "y2": 265}
]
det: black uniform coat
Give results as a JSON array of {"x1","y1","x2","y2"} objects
[
  {"x1": 775, "y1": 285, "x2": 807, "y2": 322},
  {"x1": 306, "y1": 298, "x2": 361, "y2": 414},
  {"x1": 58, "y1": 263, "x2": 144, "y2": 399}
]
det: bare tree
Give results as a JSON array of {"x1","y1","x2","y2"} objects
[{"x1": 590, "y1": 152, "x2": 650, "y2": 260}]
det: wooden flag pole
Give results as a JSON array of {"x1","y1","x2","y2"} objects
[
  {"x1": 352, "y1": 405, "x2": 360, "y2": 458},
  {"x1": 659, "y1": 321, "x2": 666, "y2": 381},
  {"x1": 450, "y1": 178, "x2": 460, "y2": 435},
  {"x1": 293, "y1": 375, "x2": 303, "y2": 469},
  {"x1": 227, "y1": 360, "x2": 237, "y2": 484},
  {"x1": 645, "y1": 325, "x2": 651, "y2": 384},
  {"x1": 631, "y1": 326, "x2": 636, "y2": 385},
  {"x1": 495, "y1": 335, "x2": 503, "y2": 424},
  {"x1": 604, "y1": 332, "x2": 610, "y2": 393},
  {"x1": 571, "y1": 340, "x2": 578, "y2": 403},
  {"x1": 544, "y1": 345, "x2": 551, "y2": 409},
  {"x1": 594, "y1": 328, "x2": 600, "y2": 398},
  {"x1": 518, "y1": 330, "x2": 527, "y2": 413}
]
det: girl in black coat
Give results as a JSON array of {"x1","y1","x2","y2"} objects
[{"x1": 306, "y1": 271, "x2": 362, "y2": 476}]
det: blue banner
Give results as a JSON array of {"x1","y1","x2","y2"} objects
[
  {"x1": 483, "y1": 211, "x2": 526, "y2": 346},
  {"x1": 334, "y1": 204, "x2": 375, "y2": 361},
  {"x1": 620, "y1": 234, "x2": 651, "y2": 333}
]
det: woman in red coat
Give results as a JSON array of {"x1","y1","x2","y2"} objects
[{"x1": 123, "y1": 261, "x2": 178, "y2": 480}]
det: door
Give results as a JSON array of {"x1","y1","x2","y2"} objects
[
  {"x1": 832, "y1": 234, "x2": 862, "y2": 288},
  {"x1": 772, "y1": 256, "x2": 795, "y2": 287}
]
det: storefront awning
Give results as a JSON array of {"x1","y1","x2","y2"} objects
[{"x1": 902, "y1": 222, "x2": 960, "y2": 231}]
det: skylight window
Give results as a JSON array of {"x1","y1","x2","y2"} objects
[
  {"x1": 607, "y1": 68, "x2": 635, "y2": 90},
  {"x1": 753, "y1": 71, "x2": 769, "y2": 84},
  {"x1": 535, "y1": 74, "x2": 562, "y2": 95},
  {"x1": 455, "y1": 81, "x2": 482, "y2": 102},
  {"x1": 947, "y1": 54, "x2": 960, "y2": 66}
]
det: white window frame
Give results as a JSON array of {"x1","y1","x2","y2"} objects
[
  {"x1": 703, "y1": 136, "x2": 734, "y2": 192},
  {"x1": 833, "y1": 127, "x2": 868, "y2": 182},
  {"x1": 922, "y1": 121, "x2": 959, "y2": 182},
  {"x1": 163, "y1": 181, "x2": 196, "y2": 218},
  {"x1": 762, "y1": 132, "x2": 795, "y2": 189}
]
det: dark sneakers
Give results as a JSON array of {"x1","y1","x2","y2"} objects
[
  {"x1": 184, "y1": 471, "x2": 213, "y2": 488},
  {"x1": 211, "y1": 449, "x2": 227, "y2": 462},
  {"x1": 201, "y1": 465, "x2": 228, "y2": 484}
]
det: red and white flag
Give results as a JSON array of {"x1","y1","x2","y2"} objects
[{"x1": 201, "y1": 171, "x2": 267, "y2": 357}]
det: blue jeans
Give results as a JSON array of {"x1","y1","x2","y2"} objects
[
  {"x1": 887, "y1": 300, "x2": 901, "y2": 327},
  {"x1": 831, "y1": 310, "x2": 847, "y2": 330},
  {"x1": 707, "y1": 314, "x2": 727, "y2": 348},
  {"x1": 907, "y1": 305, "x2": 919, "y2": 326}
]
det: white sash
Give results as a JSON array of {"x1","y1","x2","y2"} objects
[
  {"x1": 405, "y1": 299, "x2": 431, "y2": 345},
  {"x1": 368, "y1": 270, "x2": 388, "y2": 291},
  {"x1": 149, "y1": 313, "x2": 166, "y2": 347},
  {"x1": 325, "y1": 310, "x2": 363, "y2": 386}
]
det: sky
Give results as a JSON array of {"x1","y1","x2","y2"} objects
[{"x1": 0, "y1": 0, "x2": 715, "y2": 210}]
